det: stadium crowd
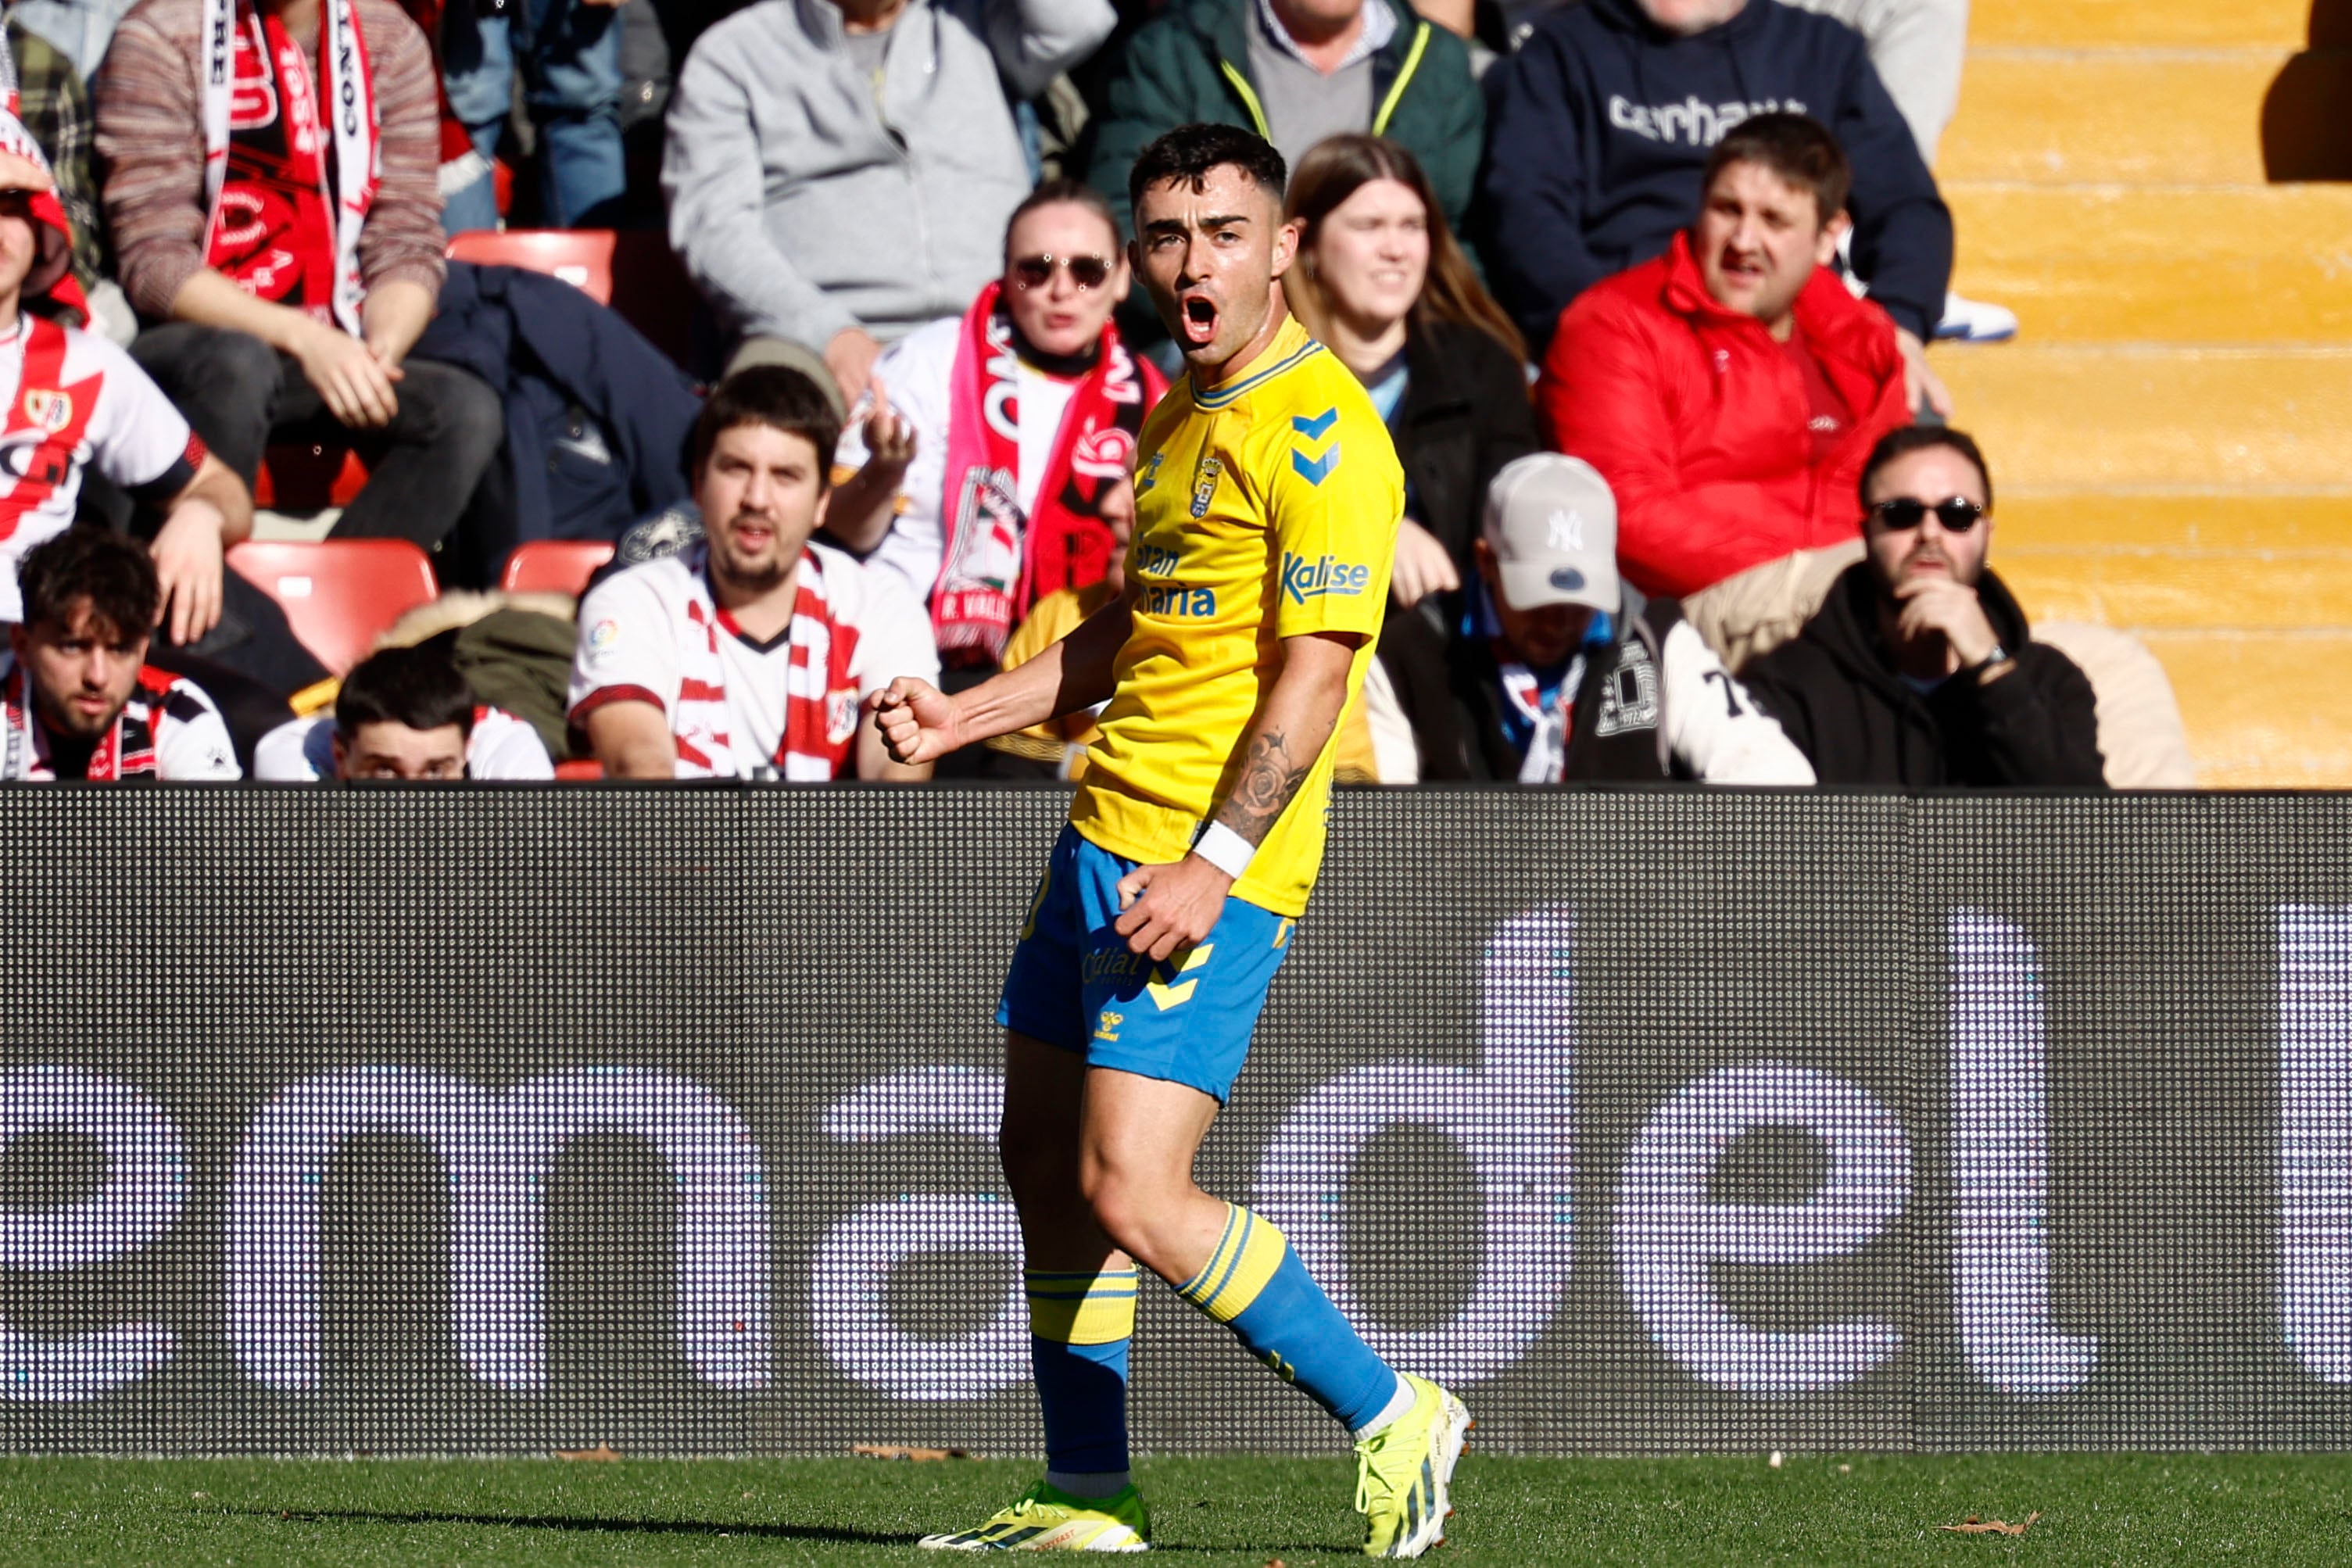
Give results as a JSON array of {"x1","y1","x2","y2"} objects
[{"x1": 0, "y1": 0, "x2": 2184, "y2": 789}]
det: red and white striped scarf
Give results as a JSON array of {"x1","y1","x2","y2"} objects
[
  {"x1": 1, "y1": 660, "x2": 166, "y2": 780},
  {"x1": 668, "y1": 542, "x2": 863, "y2": 782},
  {"x1": 200, "y1": 0, "x2": 379, "y2": 336}
]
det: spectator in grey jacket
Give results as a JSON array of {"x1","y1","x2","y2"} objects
[{"x1": 661, "y1": 0, "x2": 1117, "y2": 413}]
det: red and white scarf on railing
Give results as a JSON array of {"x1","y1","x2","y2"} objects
[
  {"x1": 933, "y1": 283, "x2": 1158, "y2": 664},
  {"x1": 666, "y1": 543, "x2": 863, "y2": 782},
  {"x1": 0, "y1": 660, "x2": 163, "y2": 780},
  {"x1": 201, "y1": 0, "x2": 379, "y2": 335}
]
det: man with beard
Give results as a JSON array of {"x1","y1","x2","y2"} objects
[
  {"x1": 871, "y1": 123, "x2": 1462, "y2": 1557},
  {"x1": 0, "y1": 527, "x2": 239, "y2": 779},
  {"x1": 566, "y1": 366, "x2": 940, "y2": 781},
  {"x1": 1740, "y1": 424, "x2": 2107, "y2": 787}
]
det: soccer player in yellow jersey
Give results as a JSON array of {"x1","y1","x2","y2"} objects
[{"x1": 870, "y1": 124, "x2": 1469, "y2": 1558}]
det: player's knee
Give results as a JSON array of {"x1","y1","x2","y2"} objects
[{"x1": 1076, "y1": 1167, "x2": 1157, "y2": 1261}]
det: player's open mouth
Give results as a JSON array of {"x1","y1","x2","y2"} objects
[{"x1": 1180, "y1": 295, "x2": 1219, "y2": 345}]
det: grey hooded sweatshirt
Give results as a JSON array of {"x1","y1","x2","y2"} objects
[{"x1": 663, "y1": 0, "x2": 1115, "y2": 351}]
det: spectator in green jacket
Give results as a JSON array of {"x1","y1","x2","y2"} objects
[{"x1": 1082, "y1": 0, "x2": 1482, "y2": 235}]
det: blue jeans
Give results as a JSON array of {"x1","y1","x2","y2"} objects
[{"x1": 442, "y1": 0, "x2": 625, "y2": 229}]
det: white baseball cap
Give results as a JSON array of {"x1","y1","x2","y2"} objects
[{"x1": 1481, "y1": 453, "x2": 1620, "y2": 614}]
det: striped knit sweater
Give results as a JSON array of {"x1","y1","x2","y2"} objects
[{"x1": 92, "y1": 0, "x2": 447, "y2": 324}]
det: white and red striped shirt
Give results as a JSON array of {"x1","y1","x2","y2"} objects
[
  {"x1": 0, "y1": 654, "x2": 238, "y2": 780},
  {"x1": 0, "y1": 315, "x2": 205, "y2": 623},
  {"x1": 251, "y1": 705, "x2": 556, "y2": 781},
  {"x1": 567, "y1": 540, "x2": 939, "y2": 781}
]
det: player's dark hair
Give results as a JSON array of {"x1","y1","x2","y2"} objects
[
  {"x1": 1005, "y1": 178, "x2": 1122, "y2": 260},
  {"x1": 16, "y1": 525, "x2": 157, "y2": 643},
  {"x1": 1701, "y1": 112, "x2": 1853, "y2": 226},
  {"x1": 1128, "y1": 123, "x2": 1287, "y2": 215},
  {"x1": 1860, "y1": 424, "x2": 1994, "y2": 513},
  {"x1": 689, "y1": 365, "x2": 843, "y2": 491},
  {"x1": 335, "y1": 645, "x2": 478, "y2": 740}
]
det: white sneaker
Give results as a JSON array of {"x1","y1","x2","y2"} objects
[{"x1": 1935, "y1": 291, "x2": 2019, "y2": 342}]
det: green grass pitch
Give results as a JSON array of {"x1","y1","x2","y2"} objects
[{"x1": 4, "y1": 1453, "x2": 2350, "y2": 1565}]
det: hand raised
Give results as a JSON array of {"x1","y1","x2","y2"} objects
[
  {"x1": 861, "y1": 374, "x2": 918, "y2": 471},
  {"x1": 866, "y1": 677, "x2": 965, "y2": 765}
]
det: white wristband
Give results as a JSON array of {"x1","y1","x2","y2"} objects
[{"x1": 1192, "y1": 821, "x2": 1255, "y2": 879}]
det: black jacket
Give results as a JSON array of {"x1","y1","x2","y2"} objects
[
  {"x1": 1391, "y1": 317, "x2": 1542, "y2": 581},
  {"x1": 1740, "y1": 563, "x2": 2107, "y2": 788},
  {"x1": 1430, "y1": 585, "x2": 1694, "y2": 782},
  {"x1": 413, "y1": 263, "x2": 703, "y2": 586},
  {"x1": 1479, "y1": 0, "x2": 1953, "y2": 347}
]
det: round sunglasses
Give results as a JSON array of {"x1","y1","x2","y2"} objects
[
  {"x1": 1866, "y1": 496, "x2": 1986, "y2": 532},
  {"x1": 1010, "y1": 253, "x2": 1114, "y2": 292}
]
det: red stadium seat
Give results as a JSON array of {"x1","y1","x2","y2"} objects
[
  {"x1": 448, "y1": 229, "x2": 618, "y2": 303},
  {"x1": 227, "y1": 540, "x2": 439, "y2": 676},
  {"x1": 254, "y1": 442, "x2": 371, "y2": 510},
  {"x1": 446, "y1": 228, "x2": 697, "y2": 370},
  {"x1": 554, "y1": 759, "x2": 605, "y2": 781},
  {"x1": 499, "y1": 539, "x2": 614, "y2": 596}
]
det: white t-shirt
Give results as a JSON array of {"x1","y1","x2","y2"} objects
[
  {"x1": 0, "y1": 315, "x2": 203, "y2": 622},
  {"x1": 566, "y1": 539, "x2": 940, "y2": 780},
  {"x1": 833, "y1": 313, "x2": 1083, "y2": 607},
  {"x1": 0, "y1": 652, "x2": 238, "y2": 779},
  {"x1": 252, "y1": 707, "x2": 557, "y2": 782}
]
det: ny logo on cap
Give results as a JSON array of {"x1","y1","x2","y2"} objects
[{"x1": 1548, "y1": 508, "x2": 1584, "y2": 553}]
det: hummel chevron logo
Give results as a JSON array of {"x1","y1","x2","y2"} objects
[
  {"x1": 1147, "y1": 943, "x2": 1215, "y2": 1010},
  {"x1": 1291, "y1": 446, "x2": 1340, "y2": 485},
  {"x1": 1291, "y1": 408, "x2": 1338, "y2": 440}
]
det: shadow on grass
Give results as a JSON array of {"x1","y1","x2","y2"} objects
[{"x1": 242, "y1": 1509, "x2": 919, "y2": 1547}]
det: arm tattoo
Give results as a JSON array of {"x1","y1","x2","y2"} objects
[{"x1": 1216, "y1": 727, "x2": 1312, "y2": 847}]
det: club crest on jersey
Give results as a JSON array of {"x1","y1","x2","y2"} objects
[
  {"x1": 1190, "y1": 457, "x2": 1223, "y2": 518},
  {"x1": 21, "y1": 389, "x2": 71, "y2": 435},
  {"x1": 827, "y1": 690, "x2": 860, "y2": 746}
]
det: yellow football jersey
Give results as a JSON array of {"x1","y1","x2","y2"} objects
[{"x1": 1069, "y1": 317, "x2": 1403, "y2": 917}]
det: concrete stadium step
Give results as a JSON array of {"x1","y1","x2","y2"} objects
[
  {"x1": 1996, "y1": 494, "x2": 2352, "y2": 631},
  {"x1": 1928, "y1": 344, "x2": 2352, "y2": 490},
  {"x1": 1973, "y1": 0, "x2": 2314, "y2": 50},
  {"x1": 1943, "y1": 184, "x2": 2352, "y2": 343},
  {"x1": 1939, "y1": 48, "x2": 2329, "y2": 186},
  {"x1": 2132, "y1": 632, "x2": 2352, "y2": 786}
]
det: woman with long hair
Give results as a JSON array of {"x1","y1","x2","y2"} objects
[{"x1": 1285, "y1": 134, "x2": 1539, "y2": 621}]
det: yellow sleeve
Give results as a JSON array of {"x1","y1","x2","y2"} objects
[{"x1": 1262, "y1": 396, "x2": 1403, "y2": 642}]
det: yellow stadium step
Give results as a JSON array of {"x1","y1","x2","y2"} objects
[
  {"x1": 1996, "y1": 492, "x2": 2352, "y2": 555},
  {"x1": 1999, "y1": 541, "x2": 2352, "y2": 632},
  {"x1": 1941, "y1": 48, "x2": 2311, "y2": 186},
  {"x1": 1929, "y1": 345, "x2": 2352, "y2": 490},
  {"x1": 1972, "y1": 0, "x2": 2312, "y2": 50},
  {"x1": 2135, "y1": 633, "x2": 2352, "y2": 786},
  {"x1": 1943, "y1": 184, "x2": 2352, "y2": 342}
]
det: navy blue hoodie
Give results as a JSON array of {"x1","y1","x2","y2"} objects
[{"x1": 1479, "y1": 0, "x2": 1951, "y2": 347}]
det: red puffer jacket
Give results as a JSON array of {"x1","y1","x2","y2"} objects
[{"x1": 1536, "y1": 231, "x2": 1910, "y2": 600}]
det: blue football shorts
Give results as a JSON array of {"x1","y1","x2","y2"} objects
[{"x1": 997, "y1": 825, "x2": 1296, "y2": 1101}]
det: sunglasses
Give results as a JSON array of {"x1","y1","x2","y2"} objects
[
  {"x1": 1011, "y1": 253, "x2": 1113, "y2": 291},
  {"x1": 1866, "y1": 496, "x2": 1985, "y2": 532}
]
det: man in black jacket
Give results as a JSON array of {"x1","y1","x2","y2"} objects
[
  {"x1": 1427, "y1": 453, "x2": 1813, "y2": 783},
  {"x1": 1741, "y1": 426, "x2": 2108, "y2": 788},
  {"x1": 1480, "y1": 0, "x2": 1954, "y2": 412}
]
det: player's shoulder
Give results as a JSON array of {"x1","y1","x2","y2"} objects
[
  {"x1": 807, "y1": 536, "x2": 922, "y2": 627},
  {"x1": 135, "y1": 662, "x2": 220, "y2": 721},
  {"x1": 252, "y1": 715, "x2": 331, "y2": 782},
  {"x1": 582, "y1": 546, "x2": 696, "y2": 615}
]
